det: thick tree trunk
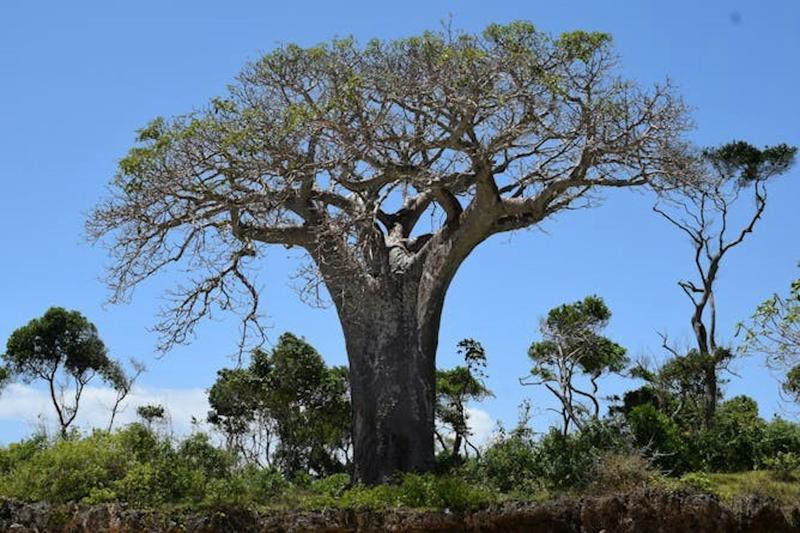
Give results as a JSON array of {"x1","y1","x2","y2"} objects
[
  {"x1": 336, "y1": 282, "x2": 443, "y2": 484},
  {"x1": 313, "y1": 210, "x2": 481, "y2": 484}
]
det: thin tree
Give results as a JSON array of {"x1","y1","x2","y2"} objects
[
  {"x1": 106, "y1": 358, "x2": 146, "y2": 432},
  {"x1": 522, "y1": 296, "x2": 627, "y2": 435},
  {"x1": 654, "y1": 142, "x2": 796, "y2": 428},
  {"x1": 2, "y1": 307, "x2": 122, "y2": 438},
  {"x1": 435, "y1": 339, "x2": 492, "y2": 459},
  {"x1": 88, "y1": 22, "x2": 692, "y2": 482}
]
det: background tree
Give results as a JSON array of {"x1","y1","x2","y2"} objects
[
  {"x1": 700, "y1": 395, "x2": 766, "y2": 472},
  {"x1": 88, "y1": 22, "x2": 692, "y2": 482},
  {"x1": 625, "y1": 403, "x2": 688, "y2": 473},
  {"x1": 654, "y1": 142, "x2": 796, "y2": 429},
  {"x1": 741, "y1": 266, "x2": 800, "y2": 403},
  {"x1": 0, "y1": 366, "x2": 8, "y2": 393},
  {"x1": 207, "y1": 366, "x2": 276, "y2": 467},
  {"x1": 435, "y1": 339, "x2": 493, "y2": 460},
  {"x1": 136, "y1": 403, "x2": 166, "y2": 431},
  {"x1": 106, "y1": 359, "x2": 146, "y2": 432},
  {"x1": 2, "y1": 307, "x2": 123, "y2": 437},
  {"x1": 207, "y1": 333, "x2": 351, "y2": 477},
  {"x1": 522, "y1": 296, "x2": 628, "y2": 434},
  {"x1": 626, "y1": 350, "x2": 722, "y2": 433},
  {"x1": 254, "y1": 334, "x2": 351, "y2": 478}
]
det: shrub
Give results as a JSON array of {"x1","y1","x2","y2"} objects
[
  {"x1": 759, "y1": 417, "x2": 800, "y2": 462},
  {"x1": 763, "y1": 452, "x2": 800, "y2": 482},
  {"x1": 434, "y1": 449, "x2": 463, "y2": 474},
  {"x1": 467, "y1": 431, "x2": 540, "y2": 494},
  {"x1": 309, "y1": 473, "x2": 350, "y2": 497},
  {"x1": 464, "y1": 419, "x2": 631, "y2": 494},
  {"x1": 112, "y1": 462, "x2": 163, "y2": 506},
  {"x1": 195, "y1": 466, "x2": 289, "y2": 509},
  {"x1": 115, "y1": 423, "x2": 164, "y2": 462},
  {"x1": 202, "y1": 476, "x2": 250, "y2": 508},
  {"x1": 0, "y1": 427, "x2": 238, "y2": 506},
  {"x1": 679, "y1": 472, "x2": 714, "y2": 493},
  {"x1": 177, "y1": 432, "x2": 233, "y2": 479},
  {"x1": 339, "y1": 474, "x2": 496, "y2": 510},
  {"x1": 0, "y1": 433, "x2": 47, "y2": 475},
  {"x1": 626, "y1": 404, "x2": 688, "y2": 473},
  {"x1": 0, "y1": 430, "x2": 131, "y2": 503},
  {"x1": 592, "y1": 452, "x2": 660, "y2": 492},
  {"x1": 83, "y1": 487, "x2": 118, "y2": 505},
  {"x1": 534, "y1": 420, "x2": 630, "y2": 491},
  {"x1": 700, "y1": 396, "x2": 765, "y2": 472}
]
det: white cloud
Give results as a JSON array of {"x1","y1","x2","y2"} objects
[
  {"x1": 465, "y1": 407, "x2": 497, "y2": 447},
  {"x1": 0, "y1": 384, "x2": 498, "y2": 451},
  {"x1": 0, "y1": 383, "x2": 210, "y2": 439},
  {"x1": 436, "y1": 407, "x2": 497, "y2": 451}
]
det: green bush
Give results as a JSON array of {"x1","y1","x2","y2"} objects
[
  {"x1": 534, "y1": 420, "x2": 630, "y2": 491},
  {"x1": 626, "y1": 404, "x2": 689, "y2": 473},
  {"x1": 0, "y1": 433, "x2": 47, "y2": 474},
  {"x1": 338, "y1": 474, "x2": 496, "y2": 510},
  {"x1": 0, "y1": 427, "x2": 236, "y2": 506},
  {"x1": 195, "y1": 466, "x2": 289, "y2": 509},
  {"x1": 114, "y1": 462, "x2": 160, "y2": 505},
  {"x1": 2, "y1": 402, "x2": 798, "y2": 510},
  {"x1": 309, "y1": 473, "x2": 350, "y2": 497},
  {"x1": 679, "y1": 472, "x2": 714, "y2": 493},
  {"x1": 177, "y1": 432, "x2": 234, "y2": 479},
  {"x1": 699, "y1": 396, "x2": 765, "y2": 472},
  {"x1": 202, "y1": 475, "x2": 251, "y2": 508},
  {"x1": 115, "y1": 423, "x2": 163, "y2": 462},
  {"x1": 0, "y1": 430, "x2": 131, "y2": 503},
  {"x1": 464, "y1": 419, "x2": 632, "y2": 494},
  {"x1": 763, "y1": 452, "x2": 800, "y2": 482},
  {"x1": 466, "y1": 431, "x2": 540, "y2": 494},
  {"x1": 759, "y1": 417, "x2": 800, "y2": 462},
  {"x1": 434, "y1": 449, "x2": 463, "y2": 474}
]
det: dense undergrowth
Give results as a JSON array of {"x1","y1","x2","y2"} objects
[{"x1": 2, "y1": 415, "x2": 800, "y2": 513}]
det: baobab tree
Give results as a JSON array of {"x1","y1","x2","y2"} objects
[
  {"x1": 655, "y1": 142, "x2": 796, "y2": 428},
  {"x1": 89, "y1": 22, "x2": 692, "y2": 483}
]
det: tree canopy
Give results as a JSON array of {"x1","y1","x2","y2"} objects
[
  {"x1": 2, "y1": 307, "x2": 122, "y2": 436},
  {"x1": 88, "y1": 21, "x2": 691, "y2": 351},
  {"x1": 524, "y1": 295, "x2": 627, "y2": 434}
]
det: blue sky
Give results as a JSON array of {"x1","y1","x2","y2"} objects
[{"x1": 0, "y1": 0, "x2": 798, "y2": 442}]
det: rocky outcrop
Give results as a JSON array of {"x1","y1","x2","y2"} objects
[{"x1": 1, "y1": 489, "x2": 798, "y2": 532}]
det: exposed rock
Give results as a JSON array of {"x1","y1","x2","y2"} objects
[{"x1": 0, "y1": 489, "x2": 797, "y2": 532}]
